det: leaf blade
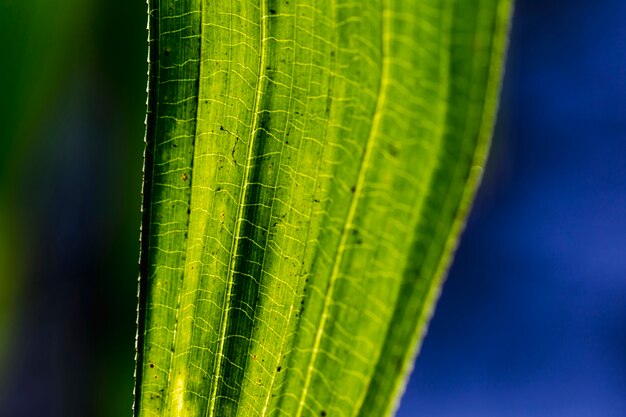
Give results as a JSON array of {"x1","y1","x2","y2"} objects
[{"x1": 135, "y1": 0, "x2": 512, "y2": 416}]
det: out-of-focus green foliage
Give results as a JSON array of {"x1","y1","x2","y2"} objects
[
  {"x1": 0, "y1": 0, "x2": 92, "y2": 170},
  {"x1": 0, "y1": 1, "x2": 146, "y2": 415},
  {"x1": 0, "y1": 0, "x2": 92, "y2": 379}
]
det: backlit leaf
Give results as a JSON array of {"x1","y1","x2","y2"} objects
[{"x1": 134, "y1": 0, "x2": 512, "y2": 416}]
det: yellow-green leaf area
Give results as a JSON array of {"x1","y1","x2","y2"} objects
[{"x1": 135, "y1": 0, "x2": 512, "y2": 416}]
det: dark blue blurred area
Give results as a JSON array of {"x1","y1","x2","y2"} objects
[{"x1": 399, "y1": 1, "x2": 626, "y2": 416}]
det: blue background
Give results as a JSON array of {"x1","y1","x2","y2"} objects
[
  {"x1": 399, "y1": 1, "x2": 626, "y2": 416},
  {"x1": 0, "y1": 1, "x2": 624, "y2": 416}
]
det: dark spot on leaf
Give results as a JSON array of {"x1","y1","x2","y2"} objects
[
  {"x1": 163, "y1": 46, "x2": 171, "y2": 56},
  {"x1": 277, "y1": 366, "x2": 282, "y2": 372},
  {"x1": 350, "y1": 185, "x2": 356, "y2": 193},
  {"x1": 149, "y1": 363, "x2": 154, "y2": 368},
  {"x1": 321, "y1": 411, "x2": 327, "y2": 416},
  {"x1": 181, "y1": 173, "x2": 189, "y2": 181},
  {"x1": 187, "y1": 208, "x2": 191, "y2": 215},
  {"x1": 269, "y1": 9, "x2": 276, "y2": 14}
]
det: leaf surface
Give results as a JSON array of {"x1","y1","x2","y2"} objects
[{"x1": 135, "y1": 0, "x2": 512, "y2": 416}]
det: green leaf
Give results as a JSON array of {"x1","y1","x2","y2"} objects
[{"x1": 134, "y1": 0, "x2": 512, "y2": 416}]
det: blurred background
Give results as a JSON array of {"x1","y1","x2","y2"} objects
[{"x1": 0, "y1": 1, "x2": 624, "y2": 416}]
